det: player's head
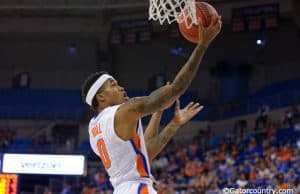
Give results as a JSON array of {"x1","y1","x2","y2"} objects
[{"x1": 81, "y1": 71, "x2": 128, "y2": 111}]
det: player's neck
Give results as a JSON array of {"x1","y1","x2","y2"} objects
[{"x1": 97, "y1": 103, "x2": 111, "y2": 113}]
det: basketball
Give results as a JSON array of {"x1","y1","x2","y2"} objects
[{"x1": 178, "y1": 2, "x2": 218, "y2": 43}]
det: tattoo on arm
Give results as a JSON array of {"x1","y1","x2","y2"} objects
[
  {"x1": 146, "y1": 122, "x2": 179, "y2": 160},
  {"x1": 172, "y1": 44, "x2": 207, "y2": 93},
  {"x1": 144, "y1": 45, "x2": 207, "y2": 114},
  {"x1": 156, "y1": 122, "x2": 178, "y2": 146},
  {"x1": 125, "y1": 44, "x2": 207, "y2": 118},
  {"x1": 133, "y1": 86, "x2": 172, "y2": 114}
]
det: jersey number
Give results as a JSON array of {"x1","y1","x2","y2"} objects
[{"x1": 97, "y1": 139, "x2": 111, "y2": 169}]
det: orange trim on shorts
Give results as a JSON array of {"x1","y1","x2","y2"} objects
[{"x1": 140, "y1": 184, "x2": 149, "y2": 194}]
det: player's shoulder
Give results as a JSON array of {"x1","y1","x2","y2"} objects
[
  {"x1": 102, "y1": 104, "x2": 122, "y2": 118},
  {"x1": 89, "y1": 105, "x2": 122, "y2": 126}
]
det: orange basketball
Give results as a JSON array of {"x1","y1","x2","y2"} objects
[{"x1": 178, "y1": 2, "x2": 218, "y2": 44}]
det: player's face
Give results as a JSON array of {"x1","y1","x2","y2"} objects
[{"x1": 101, "y1": 78, "x2": 129, "y2": 105}]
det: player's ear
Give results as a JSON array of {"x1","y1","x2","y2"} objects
[{"x1": 96, "y1": 93, "x2": 106, "y2": 103}]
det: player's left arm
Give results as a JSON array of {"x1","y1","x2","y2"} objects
[
  {"x1": 146, "y1": 99, "x2": 203, "y2": 161},
  {"x1": 144, "y1": 111, "x2": 163, "y2": 142},
  {"x1": 144, "y1": 82, "x2": 173, "y2": 141}
]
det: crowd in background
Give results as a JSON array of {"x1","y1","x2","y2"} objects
[
  {"x1": 79, "y1": 132, "x2": 299, "y2": 194},
  {"x1": 74, "y1": 106, "x2": 300, "y2": 194},
  {"x1": 2, "y1": 104, "x2": 299, "y2": 194}
]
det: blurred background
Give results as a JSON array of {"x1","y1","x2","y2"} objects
[{"x1": 0, "y1": 0, "x2": 299, "y2": 193}]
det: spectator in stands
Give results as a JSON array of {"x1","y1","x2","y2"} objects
[
  {"x1": 233, "y1": 119, "x2": 247, "y2": 139},
  {"x1": 93, "y1": 170, "x2": 109, "y2": 190},
  {"x1": 184, "y1": 158, "x2": 197, "y2": 177},
  {"x1": 37, "y1": 132, "x2": 48, "y2": 145},
  {"x1": 194, "y1": 127, "x2": 211, "y2": 152},
  {"x1": 248, "y1": 165, "x2": 258, "y2": 181},
  {"x1": 247, "y1": 138, "x2": 257, "y2": 152},
  {"x1": 255, "y1": 102, "x2": 270, "y2": 130},
  {"x1": 206, "y1": 182, "x2": 220, "y2": 194},
  {"x1": 81, "y1": 184, "x2": 96, "y2": 194},
  {"x1": 292, "y1": 104, "x2": 300, "y2": 119},
  {"x1": 157, "y1": 182, "x2": 175, "y2": 194},
  {"x1": 0, "y1": 131, "x2": 9, "y2": 149},
  {"x1": 285, "y1": 168, "x2": 298, "y2": 183},
  {"x1": 275, "y1": 173, "x2": 292, "y2": 189},
  {"x1": 258, "y1": 161, "x2": 273, "y2": 179},
  {"x1": 236, "y1": 173, "x2": 248, "y2": 188},
  {"x1": 266, "y1": 121, "x2": 277, "y2": 137},
  {"x1": 153, "y1": 155, "x2": 168, "y2": 170},
  {"x1": 167, "y1": 156, "x2": 180, "y2": 174},
  {"x1": 266, "y1": 146, "x2": 278, "y2": 161},
  {"x1": 173, "y1": 171, "x2": 187, "y2": 190},
  {"x1": 94, "y1": 189, "x2": 104, "y2": 194},
  {"x1": 279, "y1": 144, "x2": 293, "y2": 162},
  {"x1": 0, "y1": 129, "x2": 14, "y2": 150},
  {"x1": 283, "y1": 109, "x2": 294, "y2": 128},
  {"x1": 43, "y1": 187, "x2": 52, "y2": 194},
  {"x1": 61, "y1": 180, "x2": 78, "y2": 194},
  {"x1": 188, "y1": 142, "x2": 199, "y2": 158}
]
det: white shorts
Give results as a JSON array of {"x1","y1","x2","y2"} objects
[{"x1": 113, "y1": 180, "x2": 157, "y2": 194}]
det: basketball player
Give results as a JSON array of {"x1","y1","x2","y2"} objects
[{"x1": 81, "y1": 15, "x2": 221, "y2": 194}]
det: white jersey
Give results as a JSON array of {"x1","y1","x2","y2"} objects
[{"x1": 89, "y1": 105, "x2": 152, "y2": 188}]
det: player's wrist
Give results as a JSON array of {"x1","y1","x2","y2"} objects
[
  {"x1": 196, "y1": 42, "x2": 208, "y2": 49},
  {"x1": 170, "y1": 119, "x2": 182, "y2": 128},
  {"x1": 156, "y1": 110, "x2": 164, "y2": 114}
]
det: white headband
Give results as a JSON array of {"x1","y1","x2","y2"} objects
[{"x1": 85, "y1": 74, "x2": 114, "y2": 106}]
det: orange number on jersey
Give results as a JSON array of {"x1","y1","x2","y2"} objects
[{"x1": 97, "y1": 139, "x2": 111, "y2": 169}]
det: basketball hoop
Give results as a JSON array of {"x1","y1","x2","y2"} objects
[{"x1": 148, "y1": 0, "x2": 198, "y2": 28}]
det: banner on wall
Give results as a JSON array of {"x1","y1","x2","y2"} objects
[
  {"x1": 231, "y1": 4, "x2": 279, "y2": 32},
  {"x1": 2, "y1": 154, "x2": 85, "y2": 175}
]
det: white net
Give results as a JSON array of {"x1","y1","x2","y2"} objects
[{"x1": 148, "y1": 0, "x2": 198, "y2": 28}]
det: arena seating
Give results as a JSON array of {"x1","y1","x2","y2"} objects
[{"x1": 0, "y1": 79, "x2": 299, "y2": 121}]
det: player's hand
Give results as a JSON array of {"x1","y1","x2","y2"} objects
[
  {"x1": 172, "y1": 99, "x2": 204, "y2": 126},
  {"x1": 198, "y1": 14, "x2": 222, "y2": 47}
]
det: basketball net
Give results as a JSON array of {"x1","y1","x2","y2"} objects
[{"x1": 148, "y1": 0, "x2": 198, "y2": 28}]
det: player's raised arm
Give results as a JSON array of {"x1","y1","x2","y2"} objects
[{"x1": 115, "y1": 15, "x2": 221, "y2": 140}]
